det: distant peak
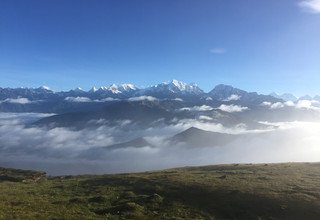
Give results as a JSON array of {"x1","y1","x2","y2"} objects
[
  {"x1": 119, "y1": 83, "x2": 138, "y2": 90},
  {"x1": 97, "y1": 83, "x2": 138, "y2": 93},
  {"x1": 151, "y1": 79, "x2": 203, "y2": 94},
  {"x1": 299, "y1": 95, "x2": 313, "y2": 100},
  {"x1": 210, "y1": 84, "x2": 242, "y2": 95},
  {"x1": 171, "y1": 79, "x2": 185, "y2": 86},
  {"x1": 185, "y1": 126, "x2": 203, "y2": 132},
  {"x1": 89, "y1": 86, "x2": 98, "y2": 92},
  {"x1": 170, "y1": 79, "x2": 187, "y2": 90},
  {"x1": 213, "y1": 84, "x2": 235, "y2": 90},
  {"x1": 38, "y1": 86, "x2": 51, "y2": 91}
]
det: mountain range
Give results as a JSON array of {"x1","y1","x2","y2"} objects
[
  {"x1": 2, "y1": 80, "x2": 316, "y2": 103},
  {"x1": 2, "y1": 80, "x2": 320, "y2": 131},
  {"x1": 0, "y1": 80, "x2": 283, "y2": 113},
  {"x1": 1, "y1": 80, "x2": 320, "y2": 164}
]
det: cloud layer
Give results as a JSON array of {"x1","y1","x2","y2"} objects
[
  {"x1": 128, "y1": 96, "x2": 158, "y2": 102},
  {"x1": 217, "y1": 104, "x2": 249, "y2": 113},
  {"x1": 0, "y1": 98, "x2": 33, "y2": 104},
  {"x1": 1, "y1": 112, "x2": 320, "y2": 176},
  {"x1": 180, "y1": 105, "x2": 213, "y2": 112},
  {"x1": 261, "y1": 99, "x2": 320, "y2": 110}
]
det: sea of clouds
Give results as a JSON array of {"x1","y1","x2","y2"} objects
[{"x1": 0, "y1": 112, "x2": 319, "y2": 175}]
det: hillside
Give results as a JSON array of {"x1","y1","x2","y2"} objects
[{"x1": 0, "y1": 163, "x2": 320, "y2": 219}]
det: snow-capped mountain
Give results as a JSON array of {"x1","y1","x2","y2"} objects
[
  {"x1": 154, "y1": 80, "x2": 203, "y2": 94},
  {"x1": 96, "y1": 84, "x2": 138, "y2": 94},
  {"x1": 0, "y1": 86, "x2": 54, "y2": 101},
  {"x1": 0, "y1": 80, "x2": 311, "y2": 113},
  {"x1": 89, "y1": 86, "x2": 98, "y2": 93},
  {"x1": 141, "y1": 80, "x2": 204, "y2": 99}
]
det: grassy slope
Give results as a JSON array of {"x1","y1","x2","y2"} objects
[{"x1": 0, "y1": 163, "x2": 320, "y2": 219}]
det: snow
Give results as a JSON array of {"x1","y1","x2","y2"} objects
[{"x1": 39, "y1": 86, "x2": 51, "y2": 91}]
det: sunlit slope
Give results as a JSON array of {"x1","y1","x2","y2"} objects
[{"x1": 0, "y1": 163, "x2": 320, "y2": 219}]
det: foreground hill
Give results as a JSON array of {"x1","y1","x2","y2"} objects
[{"x1": 0, "y1": 163, "x2": 320, "y2": 219}]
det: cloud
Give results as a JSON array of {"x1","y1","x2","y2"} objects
[
  {"x1": 261, "y1": 101, "x2": 271, "y2": 106},
  {"x1": 100, "y1": 97, "x2": 119, "y2": 102},
  {"x1": 224, "y1": 94, "x2": 241, "y2": 101},
  {"x1": 261, "y1": 100, "x2": 320, "y2": 110},
  {"x1": 0, "y1": 97, "x2": 33, "y2": 104},
  {"x1": 65, "y1": 96, "x2": 92, "y2": 102},
  {"x1": 217, "y1": 104, "x2": 249, "y2": 113},
  {"x1": 298, "y1": 0, "x2": 320, "y2": 13},
  {"x1": 295, "y1": 99, "x2": 320, "y2": 110},
  {"x1": 180, "y1": 105, "x2": 214, "y2": 112},
  {"x1": 261, "y1": 101, "x2": 297, "y2": 109},
  {"x1": 168, "y1": 118, "x2": 254, "y2": 135},
  {"x1": 199, "y1": 115, "x2": 214, "y2": 121},
  {"x1": 284, "y1": 101, "x2": 295, "y2": 107},
  {"x1": 270, "y1": 102, "x2": 285, "y2": 109},
  {"x1": 209, "y1": 48, "x2": 227, "y2": 54},
  {"x1": 1, "y1": 113, "x2": 320, "y2": 175},
  {"x1": 128, "y1": 96, "x2": 158, "y2": 102},
  {"x1": 65, "y1": 96, "x2": 120, "y2": 103}
]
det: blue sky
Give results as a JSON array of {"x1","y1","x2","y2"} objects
[{"x1": 0, "y1": 0, "x2": 320, "y2": 96}]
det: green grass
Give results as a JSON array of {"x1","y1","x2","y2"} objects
[{"x1": 0, "y1": 163, "x2": 320, "y2": 219}]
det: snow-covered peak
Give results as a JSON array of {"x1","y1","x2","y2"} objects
[
  {"x1": 108, "y1": 84, "x2": 121, "y2": 94},
  {"x1": 98, "y1": 84, "x2": 138, "y2": 94},
  {"x1": 89, "y1": 86, "x2": 98, "y2": 93},
  {"x1": 119, "y1": 84, "x2": 137, "y2": 91},
  {"x1": 171, "y1": 79, "x2": 187, "y2": 90},
  {"x1": 74, "y1": 87, "x2": 83, "y2": 91},
  {"x1": 38, "y1": 86, "x2": 51, "y2": 91},
  {"x1": 151, "y1": 80, "x2": 203, "y2": 94}
]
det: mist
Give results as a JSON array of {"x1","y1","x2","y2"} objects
[{"x1": 0, "y1": 112, "x2": 319, "y2": 175}]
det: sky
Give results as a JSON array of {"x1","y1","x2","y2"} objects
[{"x1": 0, "y1": 0, "x2": 320, "y2": 96}]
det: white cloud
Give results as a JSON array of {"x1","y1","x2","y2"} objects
[
  {"x1": 296, "y1": 99, "x2": 320, "y2": 110},
  {"x1": 199, "y1": 115, "x2": 214, "y2": 121},
  {"x1": 270, "y1": 102, "x2": 285, "y2": 109},
  {"x1": 261, "y1": 101, "x2": 295, "y2": 109},
  {"x1": 298, "y1": 0, "x2": 320, "y2": 13},
  {"x1": 0, "y1": 97, "x2": 33, "y2": 104},
  {"x1": 209, "y1": 48, "x2": 227, "y2": 54},
  {"x1": 217, "y1": 104, "x2": 249, "y2": 113},
  {"x1": 172, "y1": 98, "x2": 183, "y2": 102},
  {"x1": 284, "y1": 101, "x2": 295, "y2": 107},
  {"x1": 224, "y1": 94, "x2": 241, "y2": 101},
  {"x1": 180, "y1": 105, "x2": 214, "y2": 112},
  {"x1": 261, "y1": 101, "x2": 271, "y2": 106},
  {"x1": 128, "y1": 96, "x2": 158, "y2": 102},
  {"x1": 65, "y1": 96, "x2": 92, "y2": 102},
  {"x1": 261, "y1": 100, "x2": 320, "y2": 110},
  {"x1": 100, "y1": 97, "x2": 119, "y2": 102}
]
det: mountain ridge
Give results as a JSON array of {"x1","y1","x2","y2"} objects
[{"x1": 0, "y1": 80, "x2": 282, "y2": 101}]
